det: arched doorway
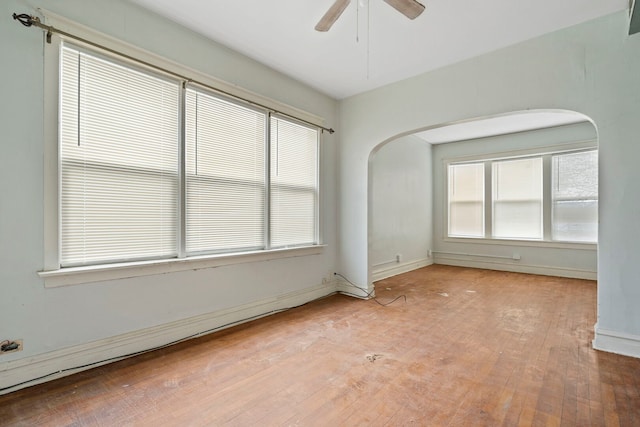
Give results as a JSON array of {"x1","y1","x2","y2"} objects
[{"x1": 367, "y1": 109, "x2": 598, "y2": 285}]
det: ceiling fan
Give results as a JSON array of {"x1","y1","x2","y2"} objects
[{"x1": 315, "y1": 0, "x2": 425, "y2": 32}]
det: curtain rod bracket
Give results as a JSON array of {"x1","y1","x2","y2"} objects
[{"x1": 12, "y1": 13, "x2": 53, "y2": 42}]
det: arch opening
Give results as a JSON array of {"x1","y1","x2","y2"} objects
[{"x1": 368, "y1": 109, "x2": 598, "y2": 285}]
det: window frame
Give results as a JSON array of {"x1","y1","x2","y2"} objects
[
  {"x1": 550, "y1": 150, "x2": 599, "y2": 243},
  {"x1": 58, "y1": 43, "x2": 183, "y2": 267},
  {"x1": 447, "y1": 162, "x2": 485, "y2": 238},
  {"x1": 183, "y1": 85, "x2": 270, "y2": 256},
  {"x1": 443, "y1": 142, "x2": 598, "y2": 249},
  {"x1": 41, "y1": 13, "x2": 325, "y2": 287},
  {"x1": 491, "y1": 156, "x2": 544, "y2": 240},
  {"x1": 269, "y1": 114, "x2": 321, "y2": 249}
]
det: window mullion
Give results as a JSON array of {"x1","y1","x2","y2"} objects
[
  {"x1": 484, "y1": 160, "x2": 492, "y2": 238},
  {"x1": 315, "y1": 132, "x2": 321, "y2": 244},
  {"x1": 265, "y1": 113, "x2": 272, "y2": 250},
  {"x1": 542, "y1": 154, "x2": 552, "y2": 241},
  {"x1": 178, "y1": 81, "x2": 187, "y2": 258}
]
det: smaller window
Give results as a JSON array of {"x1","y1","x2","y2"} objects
[
  {"x1": 448, "y1": 163, "x2": 484, "y2": 238},
  {"x1": 492, "y1": 157, "x2": 543, "y2": 240},
  {"x1": 552, "y1": 150, "x2": 598, "y2": 243},
  {"x1": 185, "y1": 88, "x2": 267, "y2": 255},
  {"x1": 270, "y1": 117, "x2": 319, "y2": 248}
]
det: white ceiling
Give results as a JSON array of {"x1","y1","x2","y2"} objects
[
  {"x1": 416, "y1": 111, "x2": 590, "y2": 144},
  {"x1": 129, "y1": 0, "x2": 628, "y2": 100}
]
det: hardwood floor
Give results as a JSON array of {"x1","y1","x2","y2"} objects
[{"x1": 1, "y1": 265, "x2": 639, "y2": 426}]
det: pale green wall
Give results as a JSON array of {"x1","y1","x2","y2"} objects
[
  {"x1": 369, "y1": 135, "x2": 432, "y2": 270},
  {"x1": 1, "y1": 0, "x2": 639, "y2": 389}
]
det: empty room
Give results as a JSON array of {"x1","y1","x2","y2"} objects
[{"x1": 1, "y1": 0, "x2": 640, "y2": 425}]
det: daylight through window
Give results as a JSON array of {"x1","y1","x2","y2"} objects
[
  {"x1": 59, "y1": 43, "x2": 320, "y2": 267},
  {"x1": 447, "y1": 150, "x2": 597, "y2": 243}
]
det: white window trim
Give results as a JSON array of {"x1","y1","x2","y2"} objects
[
  {"x1": 443, "y1": 236, "x2": 596, "y2": 250},
  {"x1": 269, "y1": 113, "x2": 321, "y2": 248},
  {"x1": 442, "y1": 140, "x2": 598, "y2": 249},
  {"x1": 41, "y1": 10, "x2": 325, "y2": 287},
  {"x1": 38, "y1": 245, "x2": 326, "y2": 288}
]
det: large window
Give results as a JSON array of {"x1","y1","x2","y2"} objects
[
  {"x1": 59, "y1": 43, "x2": 319, "y2": 268},
  {"x1": 60, "y1": 46, "x2": 180, "y2": 266},
  {"x1": 447, "y1": 149, "x2": 597, "y2": 243}
]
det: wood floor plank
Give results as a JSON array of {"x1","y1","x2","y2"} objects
[{"x1": 1, "y1": 265, "x2": 639, "y2": 426}]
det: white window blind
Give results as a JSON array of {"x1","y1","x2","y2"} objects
[
  {"x1": 492, "y1": 157, "x2": 543, "y2": 239},
  {"x1": 448, "y1": 163, "x2": 485, "y2": 237},
  {"x1": 185, "y1": 88, "x2": 266, "y2": 254},
  {"x1": 552, "y1": 150, "x2": 598, "y2": 242},
  {"x1": 270, "y1": 117, "x2": 319, "y2": 247},
  {"x1": 58, "y1": 43, "x2": 322, "y2": 269},
  {"x1": 60, "y1": 44, "x2": 179, "y2": 266}
]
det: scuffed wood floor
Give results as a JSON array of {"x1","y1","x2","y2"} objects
[{"x1": 1, "y1": 265, "x2": 639, "y2": 426}]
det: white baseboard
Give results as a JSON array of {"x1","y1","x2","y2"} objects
[
  {"x1": 372, "y1": 258, "x2": 433, "y2": 282},
  {"x1": 335, "y1": 257, "x2": 433, "y2": 299},
  {"x1": 593, "y1": 324, "x2": 640, "y2": 359},
  {"x1": 433, "y1": 256, "x2": 596, "y2": 280},
  {"x1": 335, "y1": 279, "x2": 372, "y2": 299},
  {"x1": 0, "y1": 282, "x2": 336, "y2": 395}
]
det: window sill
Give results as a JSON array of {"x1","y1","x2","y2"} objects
[
  {"x1": 39, "y1": 245, "x2": 326, "y2": 288},
  {"x1": 443, "y1": 237, "x2": 596, "y2": 251}
]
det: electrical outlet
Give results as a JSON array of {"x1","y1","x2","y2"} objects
[
  {"x1": 322, "y1": 273, "x2": 333, "y2": 284},
  {"x1": 396, "y1": 254, "x2": 401, "y2": 263},
  {"x1": 1, "y1": 339, "x2": 23, "y2": 354}
]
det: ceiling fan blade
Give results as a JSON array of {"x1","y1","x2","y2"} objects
[
  {"x1": 315, "y1": 0, "x2": 351, "y2": 32},
  {"x1": 383, "y1": 0, "x2": 425, "y2": 20}
]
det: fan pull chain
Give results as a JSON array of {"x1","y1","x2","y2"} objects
[
  {"x1": 356, "y1": 0, "x2": 360, "y2": 42},
  {"x1": 367, "y1": 0, "x2": 371, "y2": 80},
  {"x1": 354, "y1": 0, "x2": 371, "y2": 79}
]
